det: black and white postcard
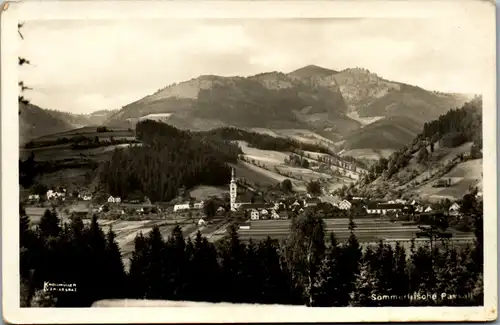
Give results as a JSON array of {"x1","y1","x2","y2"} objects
[{"x1": 2, "y1": 0, "x2": 497, "y2": 323}]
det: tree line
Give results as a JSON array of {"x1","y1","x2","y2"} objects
[
  {"x1": 200, "y1": 127, "x2": 330, "y2": 154},
  {"x1": 20, "y1": 193, "x2": 483, "y2": 307}
]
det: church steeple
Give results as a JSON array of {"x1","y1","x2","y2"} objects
[{"x1": 229, "y1": 168, "x2": 237, "y2": 211}]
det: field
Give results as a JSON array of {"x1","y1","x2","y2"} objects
[
  {"x1": 189, "y1": 185, "x2": 227, "y2": 200},
  {"x1": 234, "y1": 218, "x2": 474, "y2": 243},
  {"x1": 387, "y1": 141, "x2": 481, "y2": 201},
  {"x1": 413, "y1": 158, "x2": 482, "y2": 200},
  {"x1": 34, "y1": 126, "x2": 134, "y2": 142},
  {"x1": 236, "y1": 141, "x2": 361, "y2": 192},
  {"x1": 19, "y1": 143, "x2": 138, "y2": 162},
  {"x1": 230, "y1": 162, "x2": 282, "y2": 188},
  {"x1": 25, "y1": 207, "x2": 230, "y2": 270},
  {"x1": 346, "y1": 112, "x2": 385, "y2": 126},
  {"x1": 271, "y1": 129, "x2": 337, "y2": 147},
  {"x1": 237, "y1": 141, "x2": 290, "y2": 165},
  {"x1": 339, "y1": 148, "x2": 396, "y2": 161}
]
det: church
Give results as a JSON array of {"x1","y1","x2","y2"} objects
[
  {"x1": 229, "y1": 168, "x2": 248, "y2": 211},
  {"x1": 229, "y1": 168, "x2": 275, "y2": 219}
]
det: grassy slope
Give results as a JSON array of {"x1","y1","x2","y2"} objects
[
  {"x1": 357, "y1": 84, "x2": 468, "y2": 123},
  {"x1": 412, "y1": 158, "x2": 482, "y2": 201},
  {"x1": 340, "y1": 116, "x2": 423, "y2": 151},
  {"x1": 236, "y1": 141, "x2": 359, "y2": 192},
  {"x1": 363, "y1": 140, "x2": 481, "y2": 201}
]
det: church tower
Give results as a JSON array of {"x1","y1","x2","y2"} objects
[{"x1": 229, "y1": 168, "x2": 237, "y2": 211}]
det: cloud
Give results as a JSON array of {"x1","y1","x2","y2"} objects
[{"x1": 19, "y1": 17, "x2": 492, "y2": 114}]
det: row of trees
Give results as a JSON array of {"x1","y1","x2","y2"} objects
[
  {"x1": 20, "y1": 208, "x2": 126, "y2": 307},
  {"x1": 20, "y1": 193, "x2": 484, "y2": 307}
]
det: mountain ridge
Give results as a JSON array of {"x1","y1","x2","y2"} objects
[{"x1": 20, "y1": 65, "x2": 471, "y2": 153}]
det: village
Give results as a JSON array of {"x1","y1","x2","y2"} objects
[{"x1": 23, "y1": 167, "x2": 482, "y2": 241}]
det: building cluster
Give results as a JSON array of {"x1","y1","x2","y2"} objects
[
  {"x1": 173, "y1": 201, "x2": 204, "y2": 212},
  {"x1": 325, "y1": 195, "x2": 467, "y2": 218},
  {"x1": 46, "y1": 189, "x2": 66, "y2": 201}
]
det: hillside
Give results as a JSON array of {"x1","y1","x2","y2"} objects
[
  {"x1": 46, "y1": 109, "x2": 117, "y2": 127},
  {"x1": 104, "y1": 65, "x2": 468, "y2": 151},
  {"x1": 19, "y1": 102, "x2": 117, "y2": 144},
  {"x1": 343, "y1": 97, "x2": 483, "y2": 201},
  {"x1": 105, "y1": 71, "x2": 359, "y2": 139},
  {"x1": 339, "y1": 116, "x2": 423, "y2": 151},
  {"x1": 21, "y1": 120, "x2": 367, "y2": 199},
  {"x1": 332, "y1": 68, "x2": 469, "y2": 123},
  {"x1": 19, "y1": 103, "x2": 74, "y2": 144}
]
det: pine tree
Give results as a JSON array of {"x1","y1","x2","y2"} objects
[
  {"x1": 371, "y1": 241, "x2": 395, "y2": 305},
  {"x1": 219, "y1": 224, "x2": 246, "y2": 303},
  {"x1": 312, "y1": 232, "x2": 343, "y2": 306},
  {"x1": 341, "y1": 216, "x2": 362, "y2": 302},
  {"x1": 102, "y1": 227, "x2": 126, "y2": 299},
  {"x1": 243, "y1": 239, "x2": 262, "y2": 303},
  {"x1": 258, "y1": 237, "x2": 295, "y2": 305},
  {"x1": 145, "y1": 226, "x2": 166, "y2": 299},
  {"x1": 38, "y1": 209, "x2": 61, "y2": 240},
  {"x1": 164, "y1": 225, "x2": 189, "y2": 300},
  {"x1": 77, "y1": 215, "x2": 108, "y2": 306},
  {"x1": 391, "y1": 242, "x2": 410, "y2": 305},
  {"x1": 188, "y1": 231, "x2": 221, "y2": 302},
  {"x1": 20, "y1": 204, "x2": 38, "y2": 280},
  {"x1": 128, "y1": 232, "x2": 149, "y2": 298},
  {"x1": 408, "y1": 245, "x2": 435, "y2": 305}
]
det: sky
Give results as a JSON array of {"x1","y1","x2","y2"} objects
[{"x1": 19, "y1": 17, "x2": 492, "y2": 114}]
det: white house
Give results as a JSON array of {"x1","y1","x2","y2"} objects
[
  {"x1": 217, "y1": 206, "x2": 226, "y2": 213},
  {"x1": 239, "y1": 223, "x2": 251, "y2": 230},
  {"x1": 271, "y1": 209, "x2": 280, "y2": 219},
  {"x1": 82, "y1": 195, "x2": 92, "y2": 201},
  {"x1": 449, "y1": 203, "x2": 460, "y2": 212},
  {"x1": 424, "y1": 206, "x2": 433, "y2": 213},
  {"x1": 107, "y1": 196, "x2": 121, "y2": 203},
  {"x1": 337, "y1": 200, "x2": 352, "y2": 210},
  {"x1": 198, "y1": 219, "x2": 206, "y2": 226},
  {"x1": 28, "y1": 194, "x2": 40, "y2": 201},
  {"x1": 250, "y1": 209, "x2": 260, "y2": 220},
  {"x1": 47, "y1": 190, "x2": 65, "y2": 200},
  {"x1": 366, "y1": 203, "x2": 404, "y2": 215},
  {"x1": 174, "y1": 203, "x2": 191, "y2": 212},
  {"x1": 449, "y1": 203, "x2": 461, "y2": 216},
  {"x1": 193, "y1": 201, "x2": 204, "y2": 209}
]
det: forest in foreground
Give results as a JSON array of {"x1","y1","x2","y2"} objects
[{"x1": 20, "y1": 190, "x2": 483, "y2": 307}]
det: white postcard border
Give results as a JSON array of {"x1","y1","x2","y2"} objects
[{"x1": 1, "y1": 0, "x2": 497, "y2": 323}]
